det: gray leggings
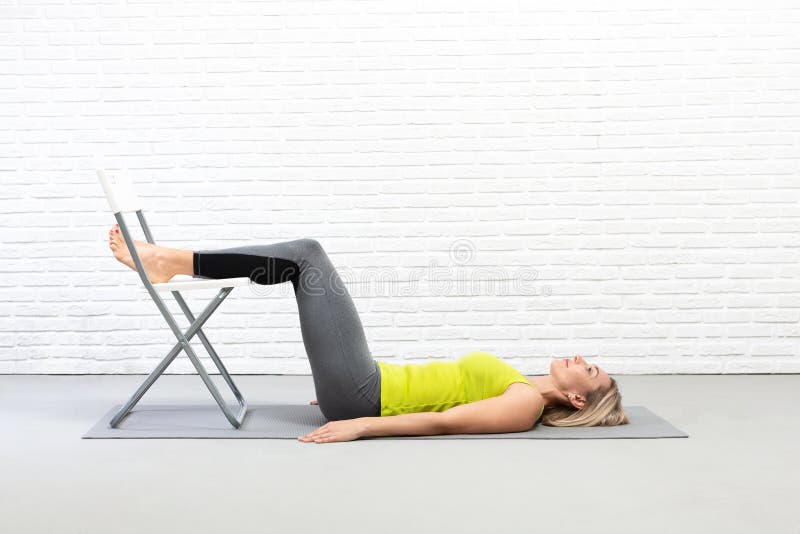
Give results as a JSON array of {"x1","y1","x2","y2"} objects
[{"x1": 192, "y1": 238, "x2": 381, "y2": 421}]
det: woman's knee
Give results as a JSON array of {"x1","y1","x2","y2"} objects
[{"x1": 295, "y1": 238, "x2": 324, "y2": 256}]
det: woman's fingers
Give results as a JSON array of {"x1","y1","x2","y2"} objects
[
  {"x1": 298, "y1": 420, "x2": 362, "y2": 444},
  {"x1": 299, "y1": 435, "x2": 328, "y2": 442},
  {"x1": 298, "y1": 423, "x2": 327, "y2": 441}
]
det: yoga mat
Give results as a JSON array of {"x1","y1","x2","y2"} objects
[{"x1": 83, "y1": 404, "x2": 688, "y2": 439}]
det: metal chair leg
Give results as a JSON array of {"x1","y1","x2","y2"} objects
[
  {"x1": 172, "y1": 291, "x2": 247, "y2": 414},
  {"x1": 108, "y1": 288, "x2": 248, "y2": 429}
]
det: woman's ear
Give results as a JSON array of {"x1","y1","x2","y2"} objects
[{"x1": 567, "y1": 392, "x2": 586, "y2": 410}]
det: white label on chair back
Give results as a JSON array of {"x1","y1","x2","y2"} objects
[{"x1": 96, "y1": 170, "x2": 143, "y2": 214}]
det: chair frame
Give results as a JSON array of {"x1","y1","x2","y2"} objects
[{"x1": 98, "y1": 170, "x2": 248, "y2": 429}]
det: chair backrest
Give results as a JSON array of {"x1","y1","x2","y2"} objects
[{"x1": 96, "y1": 169, "x2": 143, "y2": 214}]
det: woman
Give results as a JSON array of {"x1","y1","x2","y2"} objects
[{"x1": 108, "y1": 226, "x2": 628, "y2": 443}]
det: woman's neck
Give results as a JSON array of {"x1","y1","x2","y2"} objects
[{"x1": 529, "y1": 375, "x2": 568, "y2": 409}]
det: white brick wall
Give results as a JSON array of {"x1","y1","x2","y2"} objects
[{"x1": 2, "y1": 1, "x2": 799, "y2": 374}]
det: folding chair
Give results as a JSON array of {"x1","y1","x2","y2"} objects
[{"x1": 97, "y1": 169, "x2": 250, "y2": 429}]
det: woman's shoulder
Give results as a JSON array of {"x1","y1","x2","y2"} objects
[{"x1": 502, "y1": 382, "x2": 545, "y2": 423}]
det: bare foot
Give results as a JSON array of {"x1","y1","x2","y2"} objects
[{"x1": 108, "y1": 224, "x2": 175, "y2": 284}]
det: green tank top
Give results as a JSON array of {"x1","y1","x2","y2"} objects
[{"x1": 377, "y1": 351, "x2": 543, "y2": 420}]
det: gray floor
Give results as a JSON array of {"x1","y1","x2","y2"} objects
[{"x1": 0, "y1": 374, "x2": 797, "y2": 534}]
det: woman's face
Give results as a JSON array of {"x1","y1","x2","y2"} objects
[{"x1": 549, "y1": 354, "x2": 612, "y2": 402}]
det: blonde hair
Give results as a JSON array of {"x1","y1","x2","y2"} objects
[{"x1": 541, "y1": 376, "x2": 629, "y2": 427}]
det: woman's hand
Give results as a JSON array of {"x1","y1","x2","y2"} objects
[
  {"x1": 309, "y1": 399, "x2": 318, "y2": 405},
  {"x1": 298, "y1": 418, "x2": 369, "y2": 444}
]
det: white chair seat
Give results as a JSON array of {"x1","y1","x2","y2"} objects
[{"x1": 150, "y1": 276, "x2": 251, "y2": 292}]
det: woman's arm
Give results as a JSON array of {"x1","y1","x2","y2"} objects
[
  {"x1": 299, "y1": 385, "x2": 539, "y2": 443},
  {"x1": 361, "y1": 412, "x2": 448, "y2": 438},
  {"x1": 363, "y1": 385, "x2": 539, "y2": 438}
]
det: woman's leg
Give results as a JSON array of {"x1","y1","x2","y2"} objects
[{"x1": 193, "y1": 238, "x2": 381, "y2": 421}]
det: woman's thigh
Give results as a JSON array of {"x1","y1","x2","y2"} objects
[{"x1": 289, "y1": 239, "x2": 381, "y2": 420}]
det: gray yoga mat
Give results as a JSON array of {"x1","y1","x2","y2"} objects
[{"x1": 83, "y1": 404, "x2": 688, "y2": 439}]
